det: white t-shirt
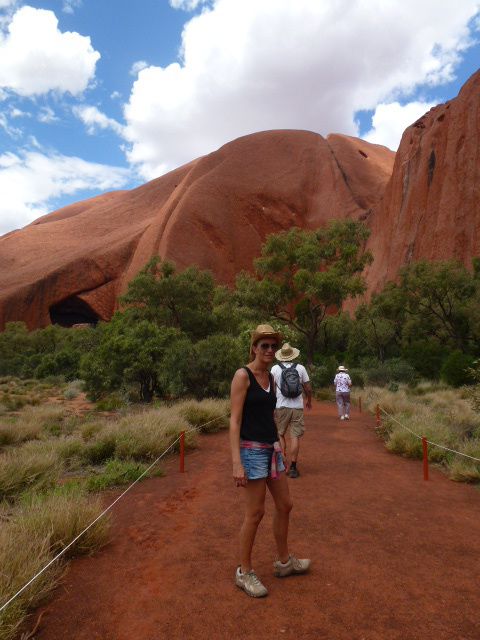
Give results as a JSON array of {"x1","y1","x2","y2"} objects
[{"x1": 271, "y1": 362, "x2": 310, "y2": 409}]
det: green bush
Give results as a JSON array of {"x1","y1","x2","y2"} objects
[{"x1": 441, "y1": 351, "x2": 475, "y2": 387}]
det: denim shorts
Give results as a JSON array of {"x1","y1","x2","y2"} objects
[{"x1": 240, "y1": 444, "x2": 285, "y2": 480}]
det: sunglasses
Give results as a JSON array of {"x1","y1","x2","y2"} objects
[{"x1": 258, "y1": 342, "x2": 278, "y2": 351}]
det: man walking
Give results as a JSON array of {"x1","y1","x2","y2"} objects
[
  {"x1": 271, "y1": 343, "x2": 312, "y2": 478},
  {"x1": 334, "y1": 365, "x2": 352, "y2": 420}
]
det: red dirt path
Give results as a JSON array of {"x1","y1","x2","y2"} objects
[{"x1": 31, "y1": 402, "x2": 480, "y2": 640}]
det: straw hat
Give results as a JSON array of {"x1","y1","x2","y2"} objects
[
  {"x1": 249, "y1": 324, "x2": 282, "y2": 358},
  {"x1": 337, "y1": 365, "x2": 348, "y2": 372},
  {"x1": 275, "y1": 343, "x2": 300, "y2": 362}
]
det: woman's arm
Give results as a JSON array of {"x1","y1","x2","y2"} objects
[{"x1": 230, "y1": 368, "x2": 249, "y2": 486}]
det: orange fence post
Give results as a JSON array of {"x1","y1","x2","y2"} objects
[
  {"x1": 359, "y1": 396, "x2": 362, "y2": 414},
  {"x1": 376, "y1": 404, "x2": 381, "y2": 427},
  {"x1": 422, "y1": 437, "x2": 429, "y2": 481},
  {"x1": 180, "y1": 431, "x2": 185, "y2": 473}
]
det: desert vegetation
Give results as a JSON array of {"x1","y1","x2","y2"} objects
[
  {"x1": 360, "y1": 383, "x2": 480, "y2": 483},
  {"x1": 0, "y1": 378, "x2": 229, "y2": 640}
]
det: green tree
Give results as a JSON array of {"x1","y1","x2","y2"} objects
[
  {"x1": 398, "y1": 260, "x2": 478, "y2": 353},
  {"x1": 80, "y1": 315, "x2": 187, "y2": 401},
  {"x1": 121, "y1": 258, "x2": 217, "y2": 340},
  {"x1": 234, "y1": 220, "x2": 372, "y2": 364}
]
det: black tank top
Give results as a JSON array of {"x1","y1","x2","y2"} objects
[{"x1": 240, "y1": 367, "x2": 278, "y2": 444}]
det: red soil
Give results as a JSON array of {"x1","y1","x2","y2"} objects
[{"x1": 29, "y1": 402, "x2": 480, "y2": 639}]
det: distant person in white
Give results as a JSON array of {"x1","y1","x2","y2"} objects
[
  {"x1": 271, "y1": 343, "x2": 312, "y2": 478},
  {"x1": 334, "y1": 365, "x2": 352, "y2": 420}
]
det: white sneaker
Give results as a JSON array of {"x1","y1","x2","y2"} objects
[
  {"x1": 345, "y1": 415, "x2": 350, "y2": 420},
  {"x1": 340, "y1": 416, "x2": 345, "y2": 420},
  {"x1": 235, "y1": 567, "x2": 268, "y2": 597},
  {"x1": 273, "y1": 555, "x2": 311, "y2": 577}
]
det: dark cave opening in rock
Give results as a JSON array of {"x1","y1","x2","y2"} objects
[{"x1": 49, "y1": 296, "x2": 100, "y2": 327}]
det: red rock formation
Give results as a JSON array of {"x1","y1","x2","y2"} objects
[
  {"x1": 0, "y1": 130, "x2": 393, "y2": 330},
  {"x1": 365, "y1": 70, "x2": 480, "y2": 294}
]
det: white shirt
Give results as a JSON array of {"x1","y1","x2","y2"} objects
[
  {"x1": 271, "y1": 362, "x2": 310, "y2": 409},
  {"x1": 334, "y1": 372, "x2": 351, "y2": 393}
]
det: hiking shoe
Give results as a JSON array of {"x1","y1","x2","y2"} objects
[
  {"x1": 287, "y1": 467, "x2": 299, "y2": 478},
  {"x1": 235, "y1": 567, "x2": 268, "y2": 597},
  {"x1": 274, "y1": 555, "x2": 311, "y2": 578}
]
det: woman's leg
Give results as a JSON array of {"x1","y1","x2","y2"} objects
[
  {"x1": 344, "y1": 393, "x2": 351, "y2": 417},
  {"x1": 336, "y1": 392, "x2": 344, "y2": 417},
  {"x1": 240, "y1": 478, "x2": 267, "y2": 572},
  {"x1": 266, "y1": 473, "x2": 293, "y2": 563}
]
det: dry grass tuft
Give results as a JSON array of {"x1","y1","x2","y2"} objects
[
  {"x1": 0, "y1": 447, "x2": 62, "y2": 501},
  {"x1": 365, "y1": 385, "x2": 480, "y2": 481},
  {"x1": 0, "y1": 489, "x2": 109, "y2": 640},
  {"x1": 177, "y1": 398, "x2": 230, "y2": 432}
]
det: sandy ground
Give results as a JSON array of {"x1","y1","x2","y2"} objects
[{"x1": 25, "y1": 401, "x2": 480, "y2": 640}]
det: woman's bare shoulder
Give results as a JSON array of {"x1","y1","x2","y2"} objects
[{"x1": 233, "y1": 367, "x2": 249, "y2": 381}]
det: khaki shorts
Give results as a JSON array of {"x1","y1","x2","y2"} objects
[{"x1": 275, "y1": 408, "x2": 305, "y2": 438}]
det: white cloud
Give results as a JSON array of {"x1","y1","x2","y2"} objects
[
  {"x1": 124, "y1": 0, "x2": 479, "y2": 179},
  {"x1": 73, "y1": 104, "x2": 124, "y2": 136},
  {"x1": 0, "y1": 149, "x2": 130, "y2": 234},
  {"x1": 38, "y1": 106, "x2": 58, "y2": 124},
  {"x1": 62, "y1": 0, "x2": 82, "y2": 14},
  {"x1": 364, "y1": 101, "x2": 437, "y2": 150},
  {"x1": 0, "y1": 6, "x2": 100, "y2": 97},
  {"x1": 169, "y1": 0, "x2": 209, "y2": 10},
  {"x1": 0, "y1": 112, "x2": 21, "y2": 137},
  {"x1": 130, "y1": 60, "x2": 148, "y2": 76}
]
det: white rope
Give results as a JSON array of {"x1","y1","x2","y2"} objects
[
  {"x1": 379, "y1": 406, "x2": 480, "y2": 463},
  {"x1": 0, "y1": 412, "x2": 229, "y2": 615},
  {"x1": 423, "y1": 440, "x2": 480, "y2": 463}
]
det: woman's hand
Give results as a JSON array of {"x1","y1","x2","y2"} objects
[{"x1": 233, "y1": 462, "x2": 247, "y2": 487}]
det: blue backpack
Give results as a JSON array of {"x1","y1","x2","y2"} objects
[{"x1": 279, "y1": 363, "x2": 302, "y2": 398}]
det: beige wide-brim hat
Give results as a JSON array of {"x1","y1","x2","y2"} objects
[
  {"x1": 337, "y1": 365, "x2": 348, "y2": 372},
  {"x1": 275, "y1": 342, "x2": 300, "y2": 362},
  {"x1": 249, "y1": 324, "x2": 282, "y2": 358}
]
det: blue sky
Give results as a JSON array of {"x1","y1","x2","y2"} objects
[{"x1": 0, "y1": 0, "x2": 479, "y2": 235}]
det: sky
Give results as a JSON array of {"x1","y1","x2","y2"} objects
[{"x1": 0, "y1": 0, "x2": 479, "y2": 236}]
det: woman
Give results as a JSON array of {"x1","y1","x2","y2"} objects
[
  {"x1": 230, "y1": 324, "x2": 311, "y2": 598},
  {"x1": 334, "y1": 365, "x2": 352, "y2": 420}
]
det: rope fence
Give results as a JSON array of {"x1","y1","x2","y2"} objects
[
  {"x1": 0, "y1": 412, "x2": 229, "y2": 616},
  {"x1": 375, "y1": 403, "x2": 480, "y2": 481}
]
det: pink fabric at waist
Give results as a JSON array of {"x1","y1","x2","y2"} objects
[{"x1": 240, "y1": 440, "x2": 282, "y2": 479}]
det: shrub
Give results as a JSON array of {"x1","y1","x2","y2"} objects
[
  {"x1": 309, "y1": 365, "x2": 332, "y2": 389},
  {"x1": 365, "y1": 364, "x2": 390, "y2": 387},
  {"x1": 63, "y1": 379, "x2": 84, "y2": 400},
  {"x1": 441, "y1": 351, "x2": 475, "y2": 387},
  {"x1": 386, "y1": 358, "x2": 417, "y2": 384}
]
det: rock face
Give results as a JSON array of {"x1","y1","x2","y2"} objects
[
  {"x1": 365, "y1": 70, "x2": 480, "y2": 294},
  {"x1": 0, "y1": 130, "x2": 394, "y2": 329}
]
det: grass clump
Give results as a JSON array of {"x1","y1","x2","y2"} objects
[
  {"x1": 0, "y1": 487, "x2": 109, "y2": 640},
  {"x1": 113, "y1": 406, "x2": 194, "y2": 460},
  {"x1": 86, "y1": 458, "x2": 162, "y2": 492},
  {"x1": 0, "y1": 447, "x2": 62, "y2": 501},
  {"x1": 178, "y1": 398, "x2": 230, "y2": 432}
]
